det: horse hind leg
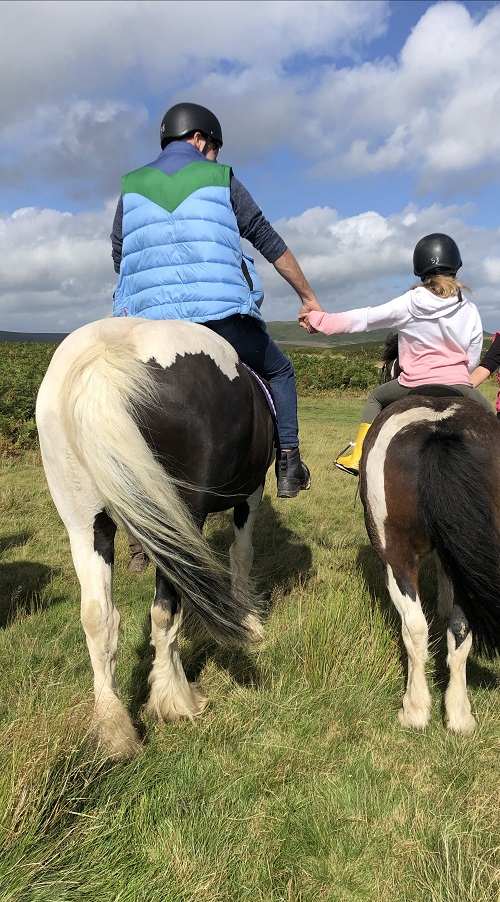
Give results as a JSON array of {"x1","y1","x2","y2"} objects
[
  {"x1": 435, "y1": 555, "x2": 454, "y2": 620},
  {"x1": 77, "y1": 511, "x2": 142, "y2": 759},
  {"x1": 443, "y1": 603, "x2": 476, "y2": 734},
  {"x1": 146, "y1": 570, "x2": 208, "y2": 722},
  {"x1": 386, "y1": 563, "x2": 432, "y2": 730},
  {"x1": 37, "y1": 412, "x2": 141, "y2": 759},
  {"x1": 230, "y1": 485, "x2": 265, "y2": 640}
]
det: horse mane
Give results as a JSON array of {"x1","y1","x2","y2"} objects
[
  {"x1": 382, "y1": 332, "x2": 399, "y2": 366},
  {"x1": 380, "y1": 332, "x2": 401, "y2": 383}
]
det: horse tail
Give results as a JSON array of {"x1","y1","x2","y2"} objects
[
  {"x1": 418, "y1": 431, "x2": 500, "y2": 656},
  {"x1": 60, "y1": 331, "x2": 263, "y2": 646}
]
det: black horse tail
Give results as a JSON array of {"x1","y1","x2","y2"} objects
[{"x1": 418, "y1": 431, "x2": 500, "y2": 656}]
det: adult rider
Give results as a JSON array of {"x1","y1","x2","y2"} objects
[{"x1": 111, "y1": 102, "x2": 323, "y2": 500}]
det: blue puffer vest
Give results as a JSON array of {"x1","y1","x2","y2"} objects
[{"x1": 113, "y1": 157, "x2": 264, "y2": 323}]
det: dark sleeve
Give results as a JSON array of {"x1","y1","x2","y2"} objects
[
  {"x1": 230, "y1": 174, "x2": 287, "y2": 264},
  {"x1": 479, "y1": 335, "x2": 500, "y2": 373},
  {"x1": 110, "y1": 196, "x2": 123, "y2": 274}
]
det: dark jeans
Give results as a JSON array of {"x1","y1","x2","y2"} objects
[{"x1": 204, "y1": 314, "x2": 299, "y2": 449}]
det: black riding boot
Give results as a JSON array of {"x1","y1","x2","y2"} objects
[
  {"x1": 128, "y1": 541, "x2": 149, "y2": 574},
  {"x1": 275, "y1": 447, "x2": 311, "y2": 498}
]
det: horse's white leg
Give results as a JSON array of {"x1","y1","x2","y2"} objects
[
  {"x1": 70, "y1": 516, "x2": 142, "y2": 759},
  {"x1": 386, "y1": 565, "x2": 431, "y2": 729},
  {"x1": 435, "y1": 555, "x2": 454, "y2": 620},
  {"x1": 38, "y1": 436, "x2": 141, "y2": 759},
  {"x1": 444, "y1": 605, "x2": 476, "y2": 734},
  {"x1": 146, "y1": 571, "x2": 208, "y2": 721}
]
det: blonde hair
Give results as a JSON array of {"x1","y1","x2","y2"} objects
[{"x1": 411, "y1": 273, "x2": 472, "y2": 299}]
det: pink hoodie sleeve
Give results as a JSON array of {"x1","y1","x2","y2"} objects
[{"x1": 308, "y1": 309, "x2": 369, "y2": 335}]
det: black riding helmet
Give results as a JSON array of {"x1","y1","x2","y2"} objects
[
  {"x1": 160, "y1": 102, "x2": 223, "y2": 151},
  {"x1": 413, "y1": 233, "x2": 462, "y2": 279}
]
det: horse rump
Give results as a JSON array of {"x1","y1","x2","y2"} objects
[{"x1": 39, "y1": 322, "x2": 264, "y2": 646}]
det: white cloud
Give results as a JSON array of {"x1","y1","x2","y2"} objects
[
  {"x1": 2, "y1": 1, "x2": 498, "y2": 201},
  {"x1": 254, "y1": 201, "x2": 500, "y2": 331},
  {"x1": 482, "y1": 256, "x2": 500, "y2": 283},
  {"x1": 1, "y1": 1, "x2": 500, "y2": 336},
  {"x1": 305, "y1": 2, "x2": 500, "y2": 182},
  {"x1": 0, "y1": 1, "x2": 388, "y2": 117},
  {"x1": 2, "y1": 197, "x2": 499, "y2": 333},
  {"x1": 0, "y1": 0, "x2": 393, "y2": 199},
  {"x1": 0, "y1": 205, "x2": 115, "y2": 331}
]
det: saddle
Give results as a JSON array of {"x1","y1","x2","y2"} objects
[
  {"x1": 407, "y1": 385, "x2": 464, "y2": 399},
  {"x1": 242, "y1": 363, "x2": 277, "y2": 421}
]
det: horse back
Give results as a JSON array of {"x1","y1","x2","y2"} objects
[{"x1": 360, "y1": 395, "x2": 500, "y2": 557}]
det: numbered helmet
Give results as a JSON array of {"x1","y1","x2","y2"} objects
[
  {"x1": 160, "y1": 102, "x2": 223, "y2": 150},
  {"x1": 413, "y1": 233, "x2": 462, "y2": 279}
]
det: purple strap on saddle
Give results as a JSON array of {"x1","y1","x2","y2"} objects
[{"x1": 242, "y1": 363, "x2": 277, "y2": 420}]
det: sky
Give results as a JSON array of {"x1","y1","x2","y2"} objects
[{"x1": 1, "y1": 0, "x2": 500, "y2": 334}]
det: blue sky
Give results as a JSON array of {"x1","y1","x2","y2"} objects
[{"x1": 1, "y1": 0, "x2": 500, "y2": 332}]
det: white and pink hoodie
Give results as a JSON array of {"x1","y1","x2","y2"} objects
[{"x1": 308, "y1": 286, "x2": 483, "y2": 389}]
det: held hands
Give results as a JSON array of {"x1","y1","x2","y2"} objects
[
  {"x1": 298, "y1": 304, "x2": 320, "y2": 333},
  {"x1": 298, "y1": 297, "x2": 322, "y2": 333}
]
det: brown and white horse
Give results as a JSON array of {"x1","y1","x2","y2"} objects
[
  {"x1": 36, "y1": 317, "x2": 274, "y2": 758},
  {"x1": 359, "y1": 392, "x2": 500, "y2": 733}
]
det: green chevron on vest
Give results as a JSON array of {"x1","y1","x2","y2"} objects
[{"x1": 121, "y1": 161, "x2": 231, "y2": 213}]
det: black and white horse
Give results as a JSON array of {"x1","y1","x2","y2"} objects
[
  {"x1": 36, "y1": 318, "x2": 274, "y2": 758},
  {"x1": 359, "y1": 392, "x2": 500, "y2": 733}
]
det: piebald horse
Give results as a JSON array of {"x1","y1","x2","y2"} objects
[
  {"x1": 359, "y1": 392, "x2": 500, "y2": 733},
  {"x1": 36, "y1": 317, "x2": 274, "y2": 758}
]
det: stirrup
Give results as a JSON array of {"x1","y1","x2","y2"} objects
[
  {"x1": 334, "y1": 460, "x2": 359, "y2": 477},
  {"x1": 334, "y1": 441, "x2": 358, "y2": 477}
]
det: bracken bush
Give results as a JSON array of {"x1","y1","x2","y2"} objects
[
  {"x1": 2, "y1": 333, "x2": 493, "y2": 453},
  {"x1": 287, "y1": 349, "x2": 380, "y2": 393},
  {"x1": 0, "y1": 340, "x2": 386, "y2": 453},
  {"x1": 0, "y1": 341, "x2": 383, "y2": 453},
  {"x1": 0, "y1": 342, "x2": 57, "y2": 453}
]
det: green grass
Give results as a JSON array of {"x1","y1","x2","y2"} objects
[{"x1": 0, "y1": 391, "x2": 499, "y2": 901}]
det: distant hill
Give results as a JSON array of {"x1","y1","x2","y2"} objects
[
  {"x1": 267, "y1": 322, "x2": 394, "y2": 348},
  {"x1": 0, "y1": 323, "x2": 390, "y2": 348},
  {"x1": 267, "y1": 321, "x2": 494, "y2": 345},
  {"x1": 1, "y1": 323, "x2": 493, "y2": 347},
  {"x1": 0, "y1": 329, "x2": 68, "y2": 344}
]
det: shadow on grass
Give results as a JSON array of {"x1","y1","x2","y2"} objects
[
  {"x1": 0, "y1": 532, "x2": 32, "y2": 554},
  {"x1": 356, "y1": 542, "x2": 497, "y2": 693},
  {"x1": 0, "y1": 533, "x2": 57, "y2": 628},
  {"x1": 208, "y1": 495, "x2": 314, "y2": 605},
  {"x1": 128, "y1": 494, "x2": 313, "y2": 722}
]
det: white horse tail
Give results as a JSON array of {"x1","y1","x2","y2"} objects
[{"x1": 60, "y1": 331, "x2": 263, "y2": 645}]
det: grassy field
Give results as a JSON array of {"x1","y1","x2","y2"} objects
[{"x1": 0, "y1": 389, "x2": 499, "y2": 902}]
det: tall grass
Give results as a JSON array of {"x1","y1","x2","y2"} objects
[{"x1": 0, "y1": 392, "x2": 498, "y2": 901}]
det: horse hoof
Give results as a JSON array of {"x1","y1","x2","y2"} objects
[
  {"x1": 145, "y1": 682, "x2": 208, "y2": 722},
  {"x1": 398, "y1": 707, "x2": 429, "y2": 730},
  {"x1": 94, "y1": 719, "x2": 142, "y2": 760},
  {"x1": 444, "y1": 712, "x2": 477, "y2": 735}
]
